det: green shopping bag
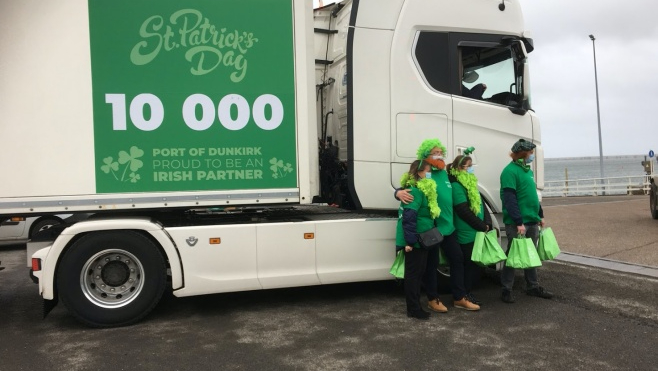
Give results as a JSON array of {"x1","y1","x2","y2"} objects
[
  {"x1": 389, "y1": 250, "x2": 405, "y2": 279},
  {"x1": 471, "y1": 230, "x2": 507, "y2": 267},
  {"x1": 505, "y1": 236, "x2": 542, "y2": 269},
  {"x1": 538, "y1": 227, "x2": 561, "y2": 261},
  {"x1": 438, "y1": 246, "x2": 449, "y2": 266}
]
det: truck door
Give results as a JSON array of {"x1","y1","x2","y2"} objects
[{"x1": 390, "y1": 31, "x2": 453, "y2": 185}]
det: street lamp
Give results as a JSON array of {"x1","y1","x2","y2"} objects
[{"x1": 589, "y1": 34, "x2": 605, "y2": 187}]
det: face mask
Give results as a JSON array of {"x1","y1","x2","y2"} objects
[
  {"x1": 425, "y1": 172, "x2": 432, "y2": 179},
  {"x1": 526, "y1": 154, "x2": 535, "y2": 164},
  {"x1": 467, "y1": 166, "x2": 474, "y2": 174}
]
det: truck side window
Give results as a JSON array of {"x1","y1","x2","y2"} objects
[
  {"x1": 414, "y1": 32, "x2": 450, "y2": 93},
  {"x1": 460, "y1": 46, "x2": 521, "y2": 107}
]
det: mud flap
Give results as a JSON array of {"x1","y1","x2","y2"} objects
[{"x1": 43, "y1": 298, "x2": 58, "y2": 319}]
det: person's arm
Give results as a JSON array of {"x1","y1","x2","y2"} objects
[
  {"x1": 502, "y1": 188, "x2": 523, "y2": 226},
  {"x1": 394, "y1": 188, "x2": 414, "y2": 204},
  {"x1": 538, "y1": 204, "x2": 546, "y2": 227},
  {"x1": 483, "y1": 203, "x2": 492, "y2": 230},
  {"x1": 401, "y1": 209, "x2": 419, "y2": 246},
  {"x1": 454, "y1": 202, "x2": 488, "y2": 231}
]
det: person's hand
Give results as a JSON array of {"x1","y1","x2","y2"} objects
[
  {"x1": 482, "y1": 84, "x2": 487, "y2": 90},
  {"x1": 539, "y1": 218, "x2": 546, "y2": 228},
  {"x1": 484, "y1": 225, "x2": 490, "y2": 232},
  {"x1": 516, "y1": 224, "x2": 526, "y2": 236},
  {"x1": 396, "y1": 189, "x2": 414, "y2": 204},
  {"x1": 405, "y1": 245, "x2": 413, "y2": 253}
]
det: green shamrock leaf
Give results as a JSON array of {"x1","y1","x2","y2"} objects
[
  {"x1": 101, "y1": 157, "x2": 119, "y2": 174},
  {"x1": 119, "y1": 146, "x2": 145, "y2": 172},
  {"x1": 269, "y1": 157, "x2": 283, "y2": 172},
  {"x1": 129, "y1": 172, "x2": 141, "y2": 183}
]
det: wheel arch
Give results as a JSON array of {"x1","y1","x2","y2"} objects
[
  {"x1": 40, "y1": 218, "x2": 183, "y2": 300},
  {"x1": 28, "y1": 215, "x2": 64, "y2": 238}
]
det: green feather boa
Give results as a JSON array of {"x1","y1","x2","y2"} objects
[
  {"x1": 400, "y1": 173, "x2": 440, "y2": 219},
  {"x1": 449, "y1": 168, "x2": 482, "y2": 215}
]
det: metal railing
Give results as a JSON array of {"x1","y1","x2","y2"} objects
[{"x1": 542, "y1": 174, "x2": 652, "y2": 197}]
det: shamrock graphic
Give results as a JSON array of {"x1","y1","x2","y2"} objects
[
  {"x1": 269, "y1": 158, "x2": 294, "y2": 179},
  {"x1": 119, "y1": 146, "x2": 144, "y2": 172},
  {"x1": 101, "y1": 157, "x2": 120, "y2": 180},
  {"x1": 101, "y1": 146, "x2": 145, "y2": 183}
]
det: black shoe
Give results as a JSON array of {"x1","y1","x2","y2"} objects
[
  {"x1": 526, "y1": 286, "x2": 554, "y2": 299},
  {"x1": 407, "y1": 309, "x2": 431, "y2": 320},
  {"x1": 501, "y1": 290, "x2": 515, "y2": 303},
  {"x1": 465, "y1": 293, "x2": 482, "y2": 306}
]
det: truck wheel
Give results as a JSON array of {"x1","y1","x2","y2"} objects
[
  {"x1": 57, "y1": 231, "x2": 166, "y2": 327},
  {"x1": 29, "y1": 217, "x2": 63, "y2": 239},
  {"x1": 651, "y1": 186, "x2": 658, "y2": 219}
]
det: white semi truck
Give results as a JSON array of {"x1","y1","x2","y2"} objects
[{"x1": 0, "y1": 0, "x2": 542, "y2": 326}]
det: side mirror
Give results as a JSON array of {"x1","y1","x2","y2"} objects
[
  {"x1": 514, "y1": 40, "x2": 530, "y2": 103},
  {"x1": 522, "y1": 62, "x2": 529, "y2": 101}
]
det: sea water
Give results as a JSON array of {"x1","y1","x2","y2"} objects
[
  {"x1": 544, "y1": 155, "x2": 652, "y2": 196},
  {"x1": 545, "y1": 155, "x2": 650, "y2": 181}
]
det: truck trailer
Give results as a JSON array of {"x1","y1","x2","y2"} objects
[{"x1": 0, "y1": 0, "x2": 542, "y2": 326}]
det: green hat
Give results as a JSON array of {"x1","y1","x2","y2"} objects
[
  {"x1": 511, "y1": 139, "x2": 536, "y2": 153},
  {"x1": 416, "y1": 138, "x2": 447, "y2": 160}
]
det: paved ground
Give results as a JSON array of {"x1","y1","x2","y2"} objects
[
  {"x1": 1, "y1": 196, "x2": 657, "y2": 370},
  {"x1": 542, "y1": 195, "x2": 658, "y2": 267}
]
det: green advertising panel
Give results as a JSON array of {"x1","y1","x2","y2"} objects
[{"x1": 88, "y1": 0, "x2": 297, "y2": 193}]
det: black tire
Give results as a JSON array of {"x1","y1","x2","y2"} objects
[
  {"x1": 29, "y1": 217, "x2": 63, "y2": 239},
  {"x1": 651, "y1": 186, "x2": 658, "y2": 220},
  {"x1": 57, "y1": 231, "x2": 167, "y2": 327}
]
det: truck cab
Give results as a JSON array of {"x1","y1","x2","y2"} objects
[{"x1": 314, "y1": 0, "x2": 543, "y2": 214}]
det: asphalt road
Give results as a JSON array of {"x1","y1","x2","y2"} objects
[
  {"x1": 1, "y1": 243, "x2": 657, "y2": 371},
  {"x1": 542, "y1": 195, "x2": 658, "y2": 267}
]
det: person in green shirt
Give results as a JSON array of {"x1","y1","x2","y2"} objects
[
  {"x1": 395, "y1": 160, "x2": 440, "y2": 320},
  {"x1": 500, "y1": 139, "x2": 553, "y2": 303},
  {"x1": 447, "y1": 152, "x2": 492, "y2": 306},
  {"x1": 395, "y1": 139, "x2": 480, "y2": 312}
]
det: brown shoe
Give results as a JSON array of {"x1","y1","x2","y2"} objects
[
  {"x1": 428, "y1": 298, "x2": 448, "y2": 313},
  {"x1": 454, "y1": 297, "x2": 481, "y2": 311}
]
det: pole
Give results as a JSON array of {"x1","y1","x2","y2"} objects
[{"x1": 589, "y1": 34, "x2": 605, "y2": 194}]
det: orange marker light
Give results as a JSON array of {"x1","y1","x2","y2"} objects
[
  {"x1": 209, "y1": 238, "x2": 221, "y2": 244},
  {"x1": 304, "y1": 233, "x2": 314, "y2": 239}
]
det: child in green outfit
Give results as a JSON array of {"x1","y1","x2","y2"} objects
[{"x1": 395, "y1": 160, "x2": 440, "y2": 320}]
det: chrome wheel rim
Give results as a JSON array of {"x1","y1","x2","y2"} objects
[{"x1": 80, "y1": 249, "x2": 144, "y2": 308}]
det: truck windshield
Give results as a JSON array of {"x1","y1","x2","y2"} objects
[{"x1": 460, "y1": 45, "x2": 528, "y2": 109}]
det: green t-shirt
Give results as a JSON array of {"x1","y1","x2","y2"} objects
[
  {"x1": 452, "y1": 181, "x2": 485, "y2": 244},
  {"x1": 431, "y1": 170, "x2": 455, "y2": 236},
  {"x1": 500, "y1": 161, "x2": 541, "y2": 225},
  {"x1": 395, "y1": 187, "x2": 436, "y2": 248}
]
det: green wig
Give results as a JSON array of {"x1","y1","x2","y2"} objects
[{"x1": 416, "y1": 138, "x2": 447, "y2": 160}]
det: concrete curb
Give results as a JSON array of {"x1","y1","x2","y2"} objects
[{"x1": 555, "y1": 251, "x2": 658, "y2": 278}]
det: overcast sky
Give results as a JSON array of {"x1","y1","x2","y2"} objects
[{"x1": 313, "y1": 0, "x2": 658, "y2": 158}]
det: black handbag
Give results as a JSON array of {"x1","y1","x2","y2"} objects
[{"x1": 417, "y1": 227, "x2": 444, "y2": 249}]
